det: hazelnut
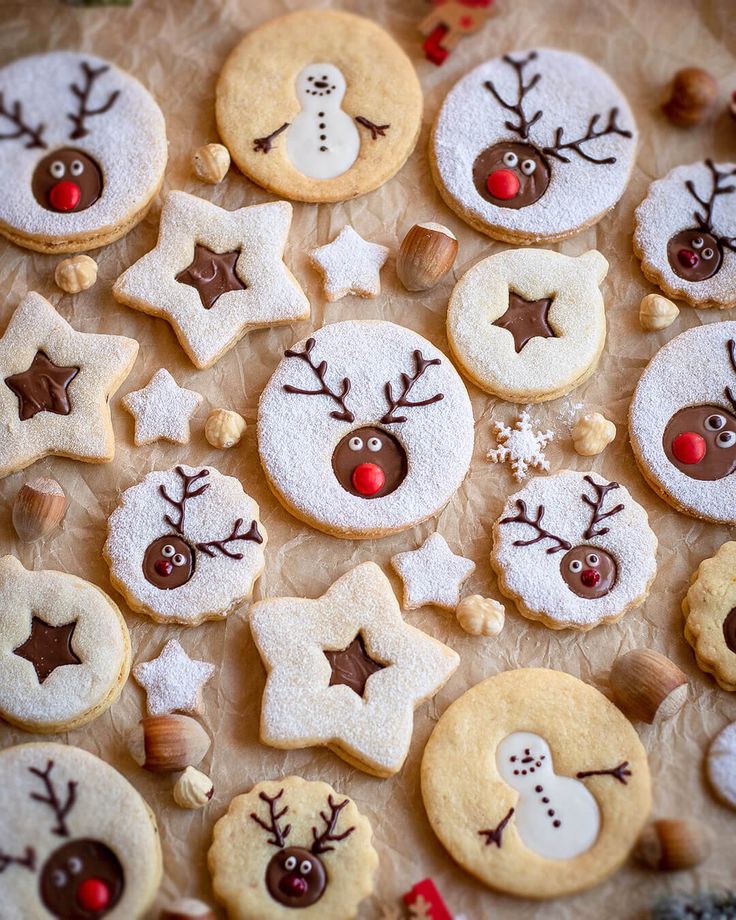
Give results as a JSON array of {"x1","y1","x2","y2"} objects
[
  {"x1": 54, "y1": 254, "x2": 98, "y2": 294},
  {"x1": 639, "y1": 293, "x2": 679, "y2": 331},
  {"x1": 730, "y1": 89, "x2": 736, "y2": 121},
  {"x1": 456, "y1": 595, "x2": 505, "y2": 637},
  {"x1": 192, "y1": 143, "x2": 230, "y2": 184},
  {"x1": 397, "y1": 222, "x2": 458, "y2": 292},
  {"x1": 160, "y1": 898, "x2": 216, "y2": 920},
  {"x1": 635, "y1": 819, "x2": 711, "y2": 871},
  {"x1": 173, "y1": 766, "x2": 214, "y2": 809},
  {"x1": 128, "y1": 714, "x2": 210, "y2": 773},
  {"x1": 662, "y1": 67, "x2": 718, "y2": 127},
  {"x1": 609, "y1": 649, "x2": 688, "y2": 723},
  {"x1": 12, "y1": 478, "x2": 67, "y2": 543},
  {"x1": 571, "y1": 412, "x2": 616, "y2": 456},
  {"x1": 204, "y1": 408, "x2": 246, "y2": 449}
]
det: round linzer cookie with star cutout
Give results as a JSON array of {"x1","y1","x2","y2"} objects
[
  {"x1": 629, "y1": 322, "x2": 736, "y2": 524},
  {"x1": 0, "y1": 51, "x2": 167, "y2": 254},
  {"x1": 491, "y1": 471, "x2": 657, "y2": 630},
  {"x1": 257, "y1": 321, "x2": 475, "y2": 539},
  {"x1": 447, "y1": 248, "x2": 608, "y2": 402},
  {"x1": 634, "y1": 160, "x2": 736, "y2": 309},
  {"x1": 215, "y1": 9, "x2": 422, "y2": 203},
  {"x1": 431, "y1": 49, "x2": 637, "y2": 243},
  {"x1": 421, "y1": 668, "x2": 651, "y2": 899},
  {"x1": 0, "y1": 741, "x2": 162, "y2": 918},
  {"x1": 104, "y1": 465, "x2": 267, "y2": 626}
]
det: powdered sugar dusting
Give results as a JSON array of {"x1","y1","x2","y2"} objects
[
  {"x1": 391, "y1": 533, "x2": 475, "y2": 611},
  {"x1": 488, "y1": 410, "x2": 554, "y2": 481},
  {"x1": 707, "y1": 721, "x2": 736, "y2": 810},
  {"x1": 133, "y1": 638, "x2": 215, "y2": 716},
  {"x1": 122, "y1": 368, "x2": 202, "y2": 446},
  {"x1": 310, "y1": 225, "x2": 389, "y2": 301}
]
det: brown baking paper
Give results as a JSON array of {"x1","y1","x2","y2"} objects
[{"x1": 0, "y1": 0, "x2": 735, "y2": 917}]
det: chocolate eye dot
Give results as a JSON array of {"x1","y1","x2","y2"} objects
[
  {"x1": 692, "y1": 236, "x2": 704, "y2": 249},
  {"x1": 161, "y1": 544, "x2": 175, "y2": 558},
  {"x1": 716, "y1": 430, "x2": 736, "y2": 448},
  {"x1": 299, "y1": 860, "x2": 312, "y2": 874},
  {"x1": 50, "y1": 160, "x2": 65, "y2": 179},
  {"x1": 703, "y1": 247, "x2": 715, "y2": 260},
  {"x1": 284, "y1": 855, "x2": 297, "y2": 870}
]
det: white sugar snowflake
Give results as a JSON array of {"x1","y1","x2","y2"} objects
[{"x1": 487, "y1": 410, "x2": 553, "y2": 481}]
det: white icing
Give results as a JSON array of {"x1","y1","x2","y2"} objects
[
  {"x1": 707, "y1": 721, "x2": 736, "y2": 810},
  {"x1": 310, "y1": 226, "x2": 389, "y2": 301},
  {"x1": 122, "y1": 368, "x2": 202, "y2": 446},
  {"x1": 488, "y1": 410, "x2": 553, "y2": 481},
  {"x1": 133, "y1": 638, "x2": 215, "y2": 716},
  {"x1": 391, "y1": 532, "x2": 475, "y2": 610}
]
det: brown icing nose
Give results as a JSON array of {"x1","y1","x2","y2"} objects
[
  {"x1": 314, "y1": 81, "x2": 328, "y2": 88},
  {"x1": 678, "y1": 249, "x2": 699, "y2": 268}
]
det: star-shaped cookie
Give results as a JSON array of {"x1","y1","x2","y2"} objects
[
  {"x1": 0, "y1": 292, "x2": 138, "y2": 479},
  {"x1": 113, "y1": 191, "x2": 310, "y2": 369},
  {"x1": 249, "y1": 562, "x2": 460, "y2": 777},
  {"x1": 133, "y1": 639, "x2": 215, "y2": 716},
  {"x1": 311, "y1": 226, "x2": 390, "y2": 301},
  {"x1": 122, "y1": 368, "x2": 202, "y2": 446},
  {"x1": 391, "y1": 533, "x2": 475, "y2": 611}
]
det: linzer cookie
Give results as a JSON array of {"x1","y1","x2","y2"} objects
[
  {"x1": 257, "y1": 321, "x2": 475, "y2": 539},
  {"x1": 0, "y1": 51, "x2": 167, "y2": 253},
  {"x1": 104, "y1": 465, "x2": 266, "y2": 626},
  {"x1": 629, "y1": 322, "x2": 736, "y2": 524},
  {"x1": 0, "y1": 741, "x2": 162, "y2": 918},
  {"x1": 634, "y1": 160, "x2": 736, "y2": 308},
  {"x1": 491, "y1": 471, "x2": 657, "y2": 630},
  {"x1": 431, "y1": 49, "x2": 637, "y2": 243},
  {"x1": 421, "y1": 668, "x2": 651, "y2": 898},
  {"x1": 209, "y1": 776, "x2": 377, "y2": 919},
  {"x1": 215, "y1": 9, "x2": 422, "y2": 203}
]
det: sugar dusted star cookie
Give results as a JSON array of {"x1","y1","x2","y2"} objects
[
  {"x1": 133, "y1": 638, "x2": 215, "y2": 716},
  {"x1": 122, "y1": 368, "x2": 202, "y2": 446},
  {"x1": 311, "y1": 226, "x2": 389, "y2": 301},
  {"x1": 249, "y1": 562, "x2": 460, "y2": 777},
  {"x1": 391, "y1": 533, "x2": 475, "y2": 611}
]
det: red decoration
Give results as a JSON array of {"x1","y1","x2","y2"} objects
[
  {"x1": 77, "y1": 878, "x2": 111, "y2": 911},
  {"x1": 351, "y1": 462, "x2": 385, "y2": 496},
  {"x1": 49, "y1": 180, "x2": 81, "y2": 212},
  {"x1": 419, "y1": 0, "x2": 495, "y2": 67},
  {"x1": 486, "y1": 168, "x2": 520, "y2": 200},
  {"x1": 672, "y1": 431, "x2": 706, "y2": 464},
  {"x1": 677, "y1": 248, "x2": 698, "y2": 268},
  {"x1": 402, "y1": 878, "x2": 452, "y2": 920},
  {"x1": 581, "y1": 569, "x2": 601, "y2": 588},
  {"x1": 154, "y1": 559, "x2": 174, "y2": 577}
]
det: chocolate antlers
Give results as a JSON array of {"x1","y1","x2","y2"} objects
[
  {"x1": 499, "y1": 500, "x2": 572, "y2": 554},
  {"x1": 67, "y1": 61, "x2": 120, "y2": 140},
  {"x1": 581, "y1": 475, "x2": 624, "y2": 539},
  {"x1": 685, "y1": 160, "x2": 736, "y2": 251},
  {"x1": 0, "y1": 92, "x2": 47, "y2": 149},
  {"x1": 250, "y1": 789, "x2": 292, "y2": 848},
  {"x1": 283, "y1": 338, "x2": 354, "y2": 423},
  {"x1": 483, "y1": 52, "x2": 542, "y2": 140},
  {"x1": 29, "y1": 761, "x2": 77, "y2": 838},
  {"x1": 726, "y1": 339, "x2": 736, "y2": 413},
  {"x1": 310, "y1": 796, "x2": 355, "y2": 855},
  {"x1": 381, "y1": 350, "x2": 444, "y2": 424}
]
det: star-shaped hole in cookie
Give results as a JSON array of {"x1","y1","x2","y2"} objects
[
  {"x1": 175, "y1": 245, "x2": 247, "y2": 310},
  {"x1": 13, "y1": 615, "x2": 81, "y2": 684},
  {"x1": 492, "y1": 292, "x2": 556, "y2": 354},
  {"x1": 324, "y1": 633, "x2": 387, "y2": 698},
  {"x1": 4, "y1": 351, "x2": 79, "y2": 421}
]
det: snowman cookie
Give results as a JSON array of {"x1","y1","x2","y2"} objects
[
  {"x1": 431, "y1": 49, "x2": 637, "y2": 243},
  {"x1": 0, "y1": 741, "x2": 162, "y2": 918},
  {"x1": 447, "y1": 248, "x2": 609, "y2": 402},
  {"x1": 104, "y1": 465, "x2": 266, "y2": 626},
  {"x1": 257, "y1": 321, "x2": 475, "y2": 539},
  {"x1": 634, "y1": 160, "x2": 736, "y2": 309},
  {"x1": 491, "y1": 471, "x2": 657, "y2": 630},
  {"x1": 629, "y1": 322, "x2": 736, "y2": 524},
  {"x1": 215, "y1": 9, "x2": 422, "y2": 203},
  {"x1": 0, "y1": 51, "x2": 167, "y2": 254},
  {"x1": 421, "y1": 668, "x2": 651, "y2": 899}
]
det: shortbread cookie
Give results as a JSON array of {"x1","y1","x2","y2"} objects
[
  {"x1": 488, "y1": 410, "x2": 553, "y2": 481},
  {"x1": 431, "y1": 49, "x2": 637, "y2": 243},
  {"x1": 491, "y1": 471, "x2": 657, "y2": 630},
  {"x1": 0, "y1": 741, "x2": 162, "y2": 918},
  {"x1": 447, "y1": 249, "x2": 608, "y2": 401},
  {"x1": 133, "y1": 639, "x2": 215, "y2": 716},
  {"x1": 0, "y1": 556, "x2": 130, "y2": 733},
  {"x1": 683, "y1": 542, "x2": 736, "y2": 691},
  {"x1": 391, "y1": 533, "x2": 475, "y2": 611},
  {"x1": 257, "y1": 321, "x2": 474, "y2": 539},
  {"x1": 629, "y1": 322, "x2": 736, "y2": 523},
  {"x1": 0, "y1": 51, "x2": 167, "y2": 254},
  {"x1": 0, "y1": 292, "x2": 138, "y2": 479},
  {"x1": 421, "y1": 668, "x2": 651, "y2": 899},
  {"x1": 122, "y1": 369, "x2": 202, "y2": 446},
  {"x1": 113, "y1": 192, "x2": 309, "y2": 369},
  {"x1": 706, "y1": 721, "x2": 736, "y2": 810},
  {"x1": 634, "y1": 160, "x2": 736, "y2": 309},
  {"x1": 209, "y1": 776, "x2": 377, "y2": 919},
  {"x1": 249, "y1": 562, "x2": 460, "y2": 777},
  {"x1": 104, "y1": 465, "x2": 266, "y2": 626},
  {"x1": 215, "y1": 9, "x2": 422, "y2": 203},
  {"x1": 310, "y1": 226, "x2": 389, "y2": 301}
]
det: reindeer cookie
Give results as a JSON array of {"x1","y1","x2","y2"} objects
[
  {"x1": 257, "y1": 321, "x2": 474, "y2": 539},
  {"x1": 491, "y1": 471, "x2": 657, "y2": 630},
  {"x1": 0, "y1": 51, "x2": 166, "y2": 254},
  {"x1": 431, "y1": 49, "x2": 637, "y2": 243},
  {"x1": 209, "y1": 776, "x2": 377, "y2": 919},
  {"x1": 0, "y1": 741, "x2": 162, "y2": 918},
  {"x1": 215, "y1": 9, "x2": 422, "y2": 203},
  {"x1": 629, "y1": 322, "x2": 736, "y2": 523},
  {"x1": 104, "y1": 465, "x2": 266, "y2": 626},
  {"x1": 634, "y1": 160, "x2": 736, "y2": 308}
]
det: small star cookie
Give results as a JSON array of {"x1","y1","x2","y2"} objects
[
  {"x1": 122, "y1": 368, "x2": 202, "y2": 446},
  {"x1": 391, "y1": 533, "x2": 475, "y2": 611},
  {"x1": 133, "y1": 638, "x2": 215, "y2": 716},
  {"x1": 311, "y1": 226, "x2": 389, "y2": 301}
]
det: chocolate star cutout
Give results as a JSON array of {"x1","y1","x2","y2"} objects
[
  {"x1": 4, "y1": 351, "x2": 79, "y2": 421},
  {"x1": 493, "y1": 293, "x2": 555, "y2": 353},
  {"x1": 13, "y1": 615, "x2": 82, "y2": 684},
  {"x1": 175, "y1": 245, "x2": 247, "y2": 310},
  {"x1": 324, "y1": 634, "x2": 386, "y2": 698}
]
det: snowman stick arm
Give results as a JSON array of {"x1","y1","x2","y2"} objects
[
  {"x1": 355, "y1": 116, "x2": 390, "y2": 140},
  {"x1": 576, "y1": 761, "x2": 631, "y2": 785},
  {"x1": 253, "y1": 122, "x2": 290, "y2": 154},
  {"x1": 478, "y1": 807, "x2": 515, "y2": 847}
]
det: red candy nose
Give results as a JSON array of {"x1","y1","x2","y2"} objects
[
  {"x1": 76, "y1": 878, "x2": 111, "y2": 911},
  {"x1": 672, "y1": 431, "x2": 706, "y2": 464},
  {"x1": 581, "y1": 569, "x2": 601, "y2": 588},
  {"x1": 678, "y1": 249, "x2": 699, "y2": 268},
  {"x1": 351, "y1": 462, "x2": 385, "y2": 496},
  {"x1": 486, "y1": 169, "x2": 521, "y2": 200},
  {"x1": 280, "y1": 874, "x2": 308, "y2": 897},
  {"x1": 154, "y1": 559, "x2": 173, "y2": 577},
  {"x1": 49, "y1": 180, "x2": 81, "y2": 212}
]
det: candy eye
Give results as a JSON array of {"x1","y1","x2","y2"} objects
[
  {"x1": 705, "y1": 414, "x2": 726, "y2": 431},
  {"x1": 348, "y1": 437, "x2": 363, "y2": 451},
  {"x1": 172, "y1": 553, "x2": 187, "y2": 566},
  {"x1": 52, "y1": 868, "x2": 67, "y2": 887},
  {"x1": 521, "y1": 159, "x2": 537, "y2": 175},
  {"x1": 691, "y1": 237, "x2": 704, "y2": 249},
  {"x1": 67, "y1": 857, "x2": 82, "y2": 875},
  {"x1": 284, "y1": 855, "x2": 297, "y2": 871},
  {"x1": 300, "y1": 860, "x2": 312, "y2": 874},
  {"x1": 50, "y1": 160, "x2": 65, "y2": 179},
  {"x1": 70, "y1": 159, "x2": 84, "y2": 177},
  {"x1": 161, "y1": 544, "x2": 175, "y2": 558},
  {"x1": 568, "y1": 559, "x2": 583, "y2": 573},
  {"x1": 585, "y1": 553, "x2": 600, "y2": 567},
  {"x1": 716, "y1": 430, "x2": 736, "y2": 448},
  {"x1": 367, "y1": 437, "x2": 382, "y2": 452},
  {"x1": 502, "y1": 151, "x2": 519, "y2": 168},
  {"x1": 702, "y1": 247, "x2": 715, "y2": 260}
]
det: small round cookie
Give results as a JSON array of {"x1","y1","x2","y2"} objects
[
  {"x1": 0, "y1": 51, "x2": 167, "y2": 254},
  {"x1": 431, "y1": 49, "x2": 637, "y2": 243},
  {"x1": 257, "y1": 321, "x2": 475, "y2": 539},
  {"x1": 491, "y1": 471, "x2": 657, "y2": 630},
  {"x1": 683, "y1": 542, "x2": 736, "y2": 691},
  {"x1": 209, "y1": 776, "x2": 378, "y2": 919},
  {"x1": 421, "y1": 668, "x2": 651, "y2": 899},
  {"x1": 629, "y1": 322, "x2": 736, "y2": 524},
  {"x1": 215, "y1": 9, "x2": 422, "y2": 203},
  {"x1": 706, "y1": 721, "x2": 736, "y2": 810},
  {"x1": 0, "y1": 741, "x2": 162, "y2": 918},
  {"x1": 104, "y1": 465, "x2": 267, "y2": 626},
  {"x1": 0, "y1": 556, "x2": 130, "y2": 732},
  {"x1": 634, "y1": 160, "x2": 736, "y2": 309},
  {"x1": 447, "y1": 248, "x2": 608, "y2": 402}
]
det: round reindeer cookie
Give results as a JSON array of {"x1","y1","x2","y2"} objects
[
  {"x1": 0, "y1": 51, "x2": 167, "y2": 254},
  {"x1": 104, "y1": 465, "x2": 267, "y2": 626},
  {"x1": 634, "y1": 160, "x2": 736, "y2": 308},
  {"x1": 431, "y1": 49, "x2": 637, "y2": 243},
  {"x1": 447, "y1": 248, "x2": 608, "y2": 402},
  {"x1": 491, "y1": 471, "x2": 657, "y2": 630},
  {"x1": 0, "y1": 741, "x2": 162, "y2": 919},
  {"x1": 629, "y1": 322, "x2": 736, "y2": 524},
  {"x1": 257, "y1": 321, "x2": 475, "y2": 539},
  {"x1": 421, "y1": 668, "x2": 651, "y2": 899},
  {"x1": 215, "y1": 9, "x2": 422, "y2": 203}
]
